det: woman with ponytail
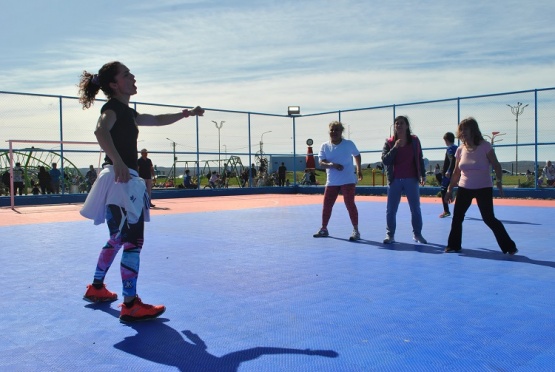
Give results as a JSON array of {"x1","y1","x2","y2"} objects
[{"x1": 79, "y1": 61, "x2": 204, "y2": 323}]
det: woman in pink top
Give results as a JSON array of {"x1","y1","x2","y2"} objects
[{"x1": 444, "y1": 117, "x2": 517, "y2": 255}]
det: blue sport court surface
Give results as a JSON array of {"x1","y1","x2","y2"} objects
[{"x1": 1, "y1": 194, "x2": 554, "y2": 371}]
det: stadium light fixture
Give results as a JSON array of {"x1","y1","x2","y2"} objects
[{"x1": 288, "y1": 106, "x2": 300, "y2": 116}]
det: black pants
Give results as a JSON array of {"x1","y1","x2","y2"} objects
[
  {"x1": 447, "y1": 187, "x2": 516, "y2": 253},
  {"x1": 13, "y1": 181, "x2": 24, "y2": 195}
]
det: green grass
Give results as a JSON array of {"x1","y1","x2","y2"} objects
[
  {"x1": 296, "y1": 170, "x2": 534, "y2": 187},
  {"x1": 154, "y1": 170, "x2": 536, "y2": 189}
]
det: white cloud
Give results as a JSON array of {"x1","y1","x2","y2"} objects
[{"x1": 1, "y1": 1, "x2": 554, "y2": 114}]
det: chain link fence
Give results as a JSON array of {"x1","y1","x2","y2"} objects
[{"x1": 1, "y1": 87, "x2": 554, "y2": 197}]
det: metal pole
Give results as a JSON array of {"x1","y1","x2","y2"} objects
[
  {"x1": 9, "y1": 140, "x2": 14, "y2": 210},
  {"x1": 260, "y1": 130, "x2": 272, "y2": 154},
  {"x1": 166, "y1": 138, "x2": 177, "y2": 183},
  {"x1": 212, "y1": 121, "x2": 225, "y2": 174},
  {"x1": 507, "y1": 102, "x2": 528, "y2": 175},
  {"x1": 173, "y1": 141, "x2": 176, "y2": 181},
  {"x1": 292, "y1": 116, "x2": 297, "y2": 186}
]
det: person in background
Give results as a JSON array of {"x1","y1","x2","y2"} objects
[
  {"x1": 543, "y1": 160, "x2": 555, "y2": 187},
  {"x1": 183, "y1": 169, "x2": 197, "y2": 189},
  {"x1": 85, "y1": 165, "x2": 97, "y2": 193},
  {"x1": 381, "y1": 115, "x2": 427, "y2": 244},
  {"x1": 49, "y1": 163, "x2": 61, "y2": 194},
  {"x1": 313, "y1": 121, "x2": 363, "y2": 241},
  {"x1": 1, "y1": 169, "x2": 10, "y2": 195},
  {"x1": 208, "y1": 171, "x2": 220, "y2": 188},
  {"x1": 278, "y1": 162, "x2": 287, "y2": 187},
  {"x1": 439, "y1": 132, "x2": 458, "y2": 218},
  {"x1": 31, "y1": 179, "x2": 40, "y2": 195},
  {"x1": 13, "y1": 162, "x2": 25, "y2": 195},
  {"x1": 38, "y1": 166, "x2": 52, "y2": 194},
  {"x1": 301, "y1": 169, "x2": 312, "y2": 185},
  {"x1": 241, "y1": 168, "x2": 249, "y2": 188},
  {"x1": 444, "y1": 117, "x2": 518, "y2": 255},
  {"x1": 78, "y1": 60, "x2": 204, "y2": 322},
  {"x1": 434, "y1": 163, "x2": 442, "y2": 184},
  {"x1": 138, "y1": 149, "x2": 156, "y2": 207},
  {"x1": 309, "y1": 170, "x2": 316, "y2": 185}
]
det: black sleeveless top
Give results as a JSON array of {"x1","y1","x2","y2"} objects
[{"x1": 101, "y1": 99, "x2": 139, "y2": 171}]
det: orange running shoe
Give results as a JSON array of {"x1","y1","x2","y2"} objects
[
  {"x1": 119, "y1": 296, "x2": 166, "y2": 323},
  {"x1": 83, "y1": 284, "x2": 118, "y2": 303}
]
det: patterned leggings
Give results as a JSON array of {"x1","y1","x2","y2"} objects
[
  {"x1": 321, "y1": 184, "x2": 358, "y2": 228},
  {"x1": 92, "y1": 205, "x2": 144, "y2": 298}
]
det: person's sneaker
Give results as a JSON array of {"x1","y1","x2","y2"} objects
[
  {"x1": 349, "y1": 230, "x2": 361, "y2": 241},
  {"x1": 507, "y1": 248, "x2": 519, "y2": 255},
  {"x1": 413, "y1": 235, "x2": 428, "y2": 244},
  {"x1": 383, "y1": 235, "x2": 395, "y2": 244},
  {"x1": 444, "y1": 246, "x2": 462, "y2": 253},
  {"x1": 313, "y1": 228, "x2": 329, "y2": 238},
  {"x1": 83, "y1": 284, "x2": 118, "y2": 303},
  {"x1": 119, "y1": 296, "x2": 166, "y2": 323},
  {"x1": 439, "y1": 211, "x2": 451, "y2": 218}
]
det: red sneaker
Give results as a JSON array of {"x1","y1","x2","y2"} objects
[
  {"x1": 83, "y1": 284, "x2": 118, "y2": 302},
  {"x1": 119, "y1": 296, "x2": 166, "y2": 323}
]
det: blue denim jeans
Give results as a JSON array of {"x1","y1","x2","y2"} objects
[{"x1": 386, "y1": 177, "x2": 423, "y2": 237}]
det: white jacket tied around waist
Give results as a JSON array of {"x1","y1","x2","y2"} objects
[{"x1": 80, "y1": 165, "x2": 150, "y2": 225}]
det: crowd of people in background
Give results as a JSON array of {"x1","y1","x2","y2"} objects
[
  {"x1": 0, "y1": 162, "x2": 99, "y2": 196},
  {"x1": 2, "y1": 125, "x2": 555, "y2": 198},
  {"x1": 3, "y1": 155, "x2": 555, "y2": 197}
]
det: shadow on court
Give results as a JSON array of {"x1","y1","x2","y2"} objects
[{"x1": 85, "y1": 303, "x2": 338, "y2": 372}]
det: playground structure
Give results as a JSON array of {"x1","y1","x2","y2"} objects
[
  {"x1": 254, "y1": 150, "x2": 274, "y2": 187},
  {"x1": 165, "y1": 155, "x2": 247, "y2": 188},
  {"x1": 0, "y1": 148, "x2": 98, "y2": 195}
]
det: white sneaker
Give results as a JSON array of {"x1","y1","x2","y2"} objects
[
  {"x1": 383, "y1": 235, "x2": 395, "y2": 244},
  {"x1": 413, "y1": 235, "x2": 428, "y2": 244},
  {"x1": 349, "y1": 230, "x2": 361, "y2": 241}
]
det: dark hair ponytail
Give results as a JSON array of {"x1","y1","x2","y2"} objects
[{"x1": 77, "y1": 61, "x2": 122, "y2": 109}]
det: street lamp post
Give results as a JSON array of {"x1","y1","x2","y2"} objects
[
  {"x1": 257, "y1": 131, "x2": 272, "y2": 177},
  {"x1": 212, "y1": 121, "x2": 225, "y2": 173},
  {"x1": 507, "y1": 102, "x2": 528, "y2": 175},
  {"x1": 166, "y1": 138, "x2": 176, "y2": 184},
  {"x1": 260, "y1": 131, "x2": 272, "y2": 154}
]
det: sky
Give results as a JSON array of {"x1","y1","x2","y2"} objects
[
  {"x1": 1, "y1": 0, "x2": 555, "y2": 171},
  {"x1": 1, "y1": 0, "x2": 554, "y2": 115}
]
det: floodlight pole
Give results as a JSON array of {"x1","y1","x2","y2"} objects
[
  {"x1": 212, "y1": 121, "x2": 225, "y2": 173},
  {"x1": 507, "y1": 102, "x2": 528, "y2": 175}
]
